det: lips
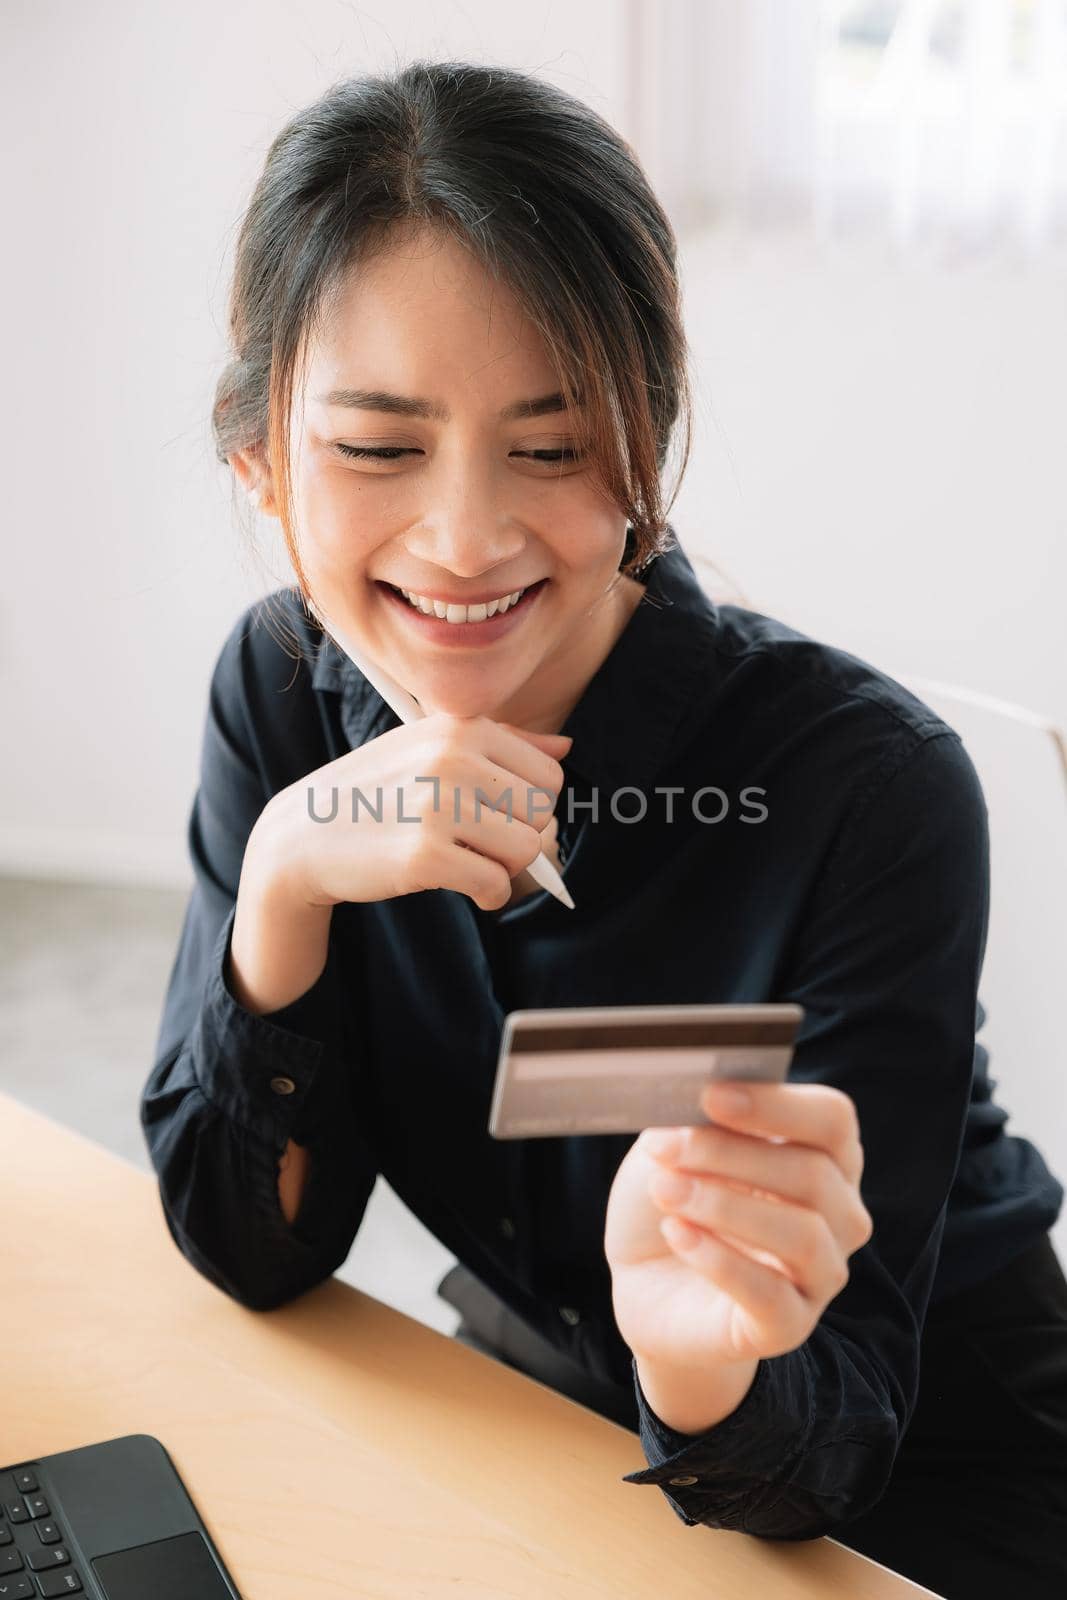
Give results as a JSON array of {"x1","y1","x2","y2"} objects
[
  {"x1": 375, "y1": 577, "x2": 549, "y2": 643},
  {"x1": 385, "y1": 581, "x2": 531, "y2": 618}
]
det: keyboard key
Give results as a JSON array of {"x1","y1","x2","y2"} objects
[
  {"x1": 1, "y1": 1506, "x2": 26, "y2": 1526},
  {"x1": 27, "y1": 1542, "x2": 69, "y2": 1568},
  {"x1": 11, "y1": 1475, "x2": 36, "y2": 1495},
  {"x1": 0, "y1": 1530, "x2": 10, "y2": 1548},
  {"x1": 37, "y1": 1573, "x2": 82, "y2": 1596},
  {"x1": 34, "y1": 1523, "x2": 61, "y2": 1545},
  {"x1": 27, "y1": 1549, "x2": 69, "y2": 1571},
  {"x1": 22, "y1": 1498, "x2": 48, "y2": 1521},
  {"x1": 0, "y1": 1553, "x2": 22, "y2": 1574},
  {"x1": 0, "y1": 1577, "x2": 33, "y2": 1597}
]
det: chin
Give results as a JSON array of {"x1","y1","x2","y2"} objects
[{"x1": 413, "y1": 688, "x2": 509, "y2": 720}]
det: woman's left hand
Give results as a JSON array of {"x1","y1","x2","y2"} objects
[{"x1": 604, "y1": 1080, "x2": 875, "y2": 1374}]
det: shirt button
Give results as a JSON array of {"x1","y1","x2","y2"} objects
[
  {"x1": 558, "y1": 1306, "x2": 581, "y2": 1326},
  {"x1": 498, "y1": 1217, "x2": 516, "y2": 1240},
  {"x1": 668, "y1": 1475, "x2": 700, "y2": 1487},
  {"x1": 270, "y1": 1075, "x2": 297, "y2": 1096}
]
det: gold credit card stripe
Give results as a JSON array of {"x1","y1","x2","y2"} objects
[{"x1": 511, "y1": 1046, "x2": 795, "y2": 1083}]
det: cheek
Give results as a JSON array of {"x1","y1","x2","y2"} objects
[
  {"x1": 548, "y1": 512, "x2": 626, "y2": 574},
  {"x1": 542, "y1": 480, "x2": 627, "y2": 560},
  {"x1": 295, "y1": 475, "x2": 387, "y2": 575}
]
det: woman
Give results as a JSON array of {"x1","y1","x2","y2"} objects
[{"x1": 141, "y1": 60, "x2": 1067, "y2": 1594}]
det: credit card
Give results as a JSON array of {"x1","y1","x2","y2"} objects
[{"x1": 487, "y1": 1003, "x2": 804, "y2": 1138}]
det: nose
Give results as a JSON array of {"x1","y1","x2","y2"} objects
[{"x1": 401, "y1": 468, "x2": 527, "y2": 580}]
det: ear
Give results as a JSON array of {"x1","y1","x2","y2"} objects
[{"x1": 228, "y1": 446, "x2": 279, "y2": 517}]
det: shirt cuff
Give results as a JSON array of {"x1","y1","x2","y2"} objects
[
  {"x1": 189, "y1": 904, "x2": 339, "y2": 1144},
  {"x1": 621, "y1": 1352, "x2": 813, "y2": 1527}
]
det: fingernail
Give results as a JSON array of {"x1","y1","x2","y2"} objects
[
  {"x1": 639, "y1": 1129, "x2": 682, "y2": 1160},
  {"x1": 703, "y1": 1083, "x2": 751, "y2": 1114}
]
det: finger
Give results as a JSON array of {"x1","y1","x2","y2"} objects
[
  {"x1": 414, "y1": 836, "x2": 513, "y2": 911},
  {"x1": 468, "y1": 757, "x2": 562, "y2": 833},
  {"x1": 701, "y1": 1080, "x2": 866, "y2": 1190},
  {"x1": 649, "y1": 1167, "x2": 851, "y2": 1305},
  {"x1": 658, "y1": 1216, "x2": 810, "y2": 1347},
  {"x1": 637, "y1": 1121, "x2": 874, "y2": 1257},
  {"x1": 453, "y1": 805, "x2": 544, "y2": 876},
  {"x1": 496, "y1": 720, "x2": 572, "y2": 750},
  {"x1": 476, "y1": 720, "x2": 570, "y2": 823},
  {"x1": 494, "y1": 719, "x2": 571, "y2": 740}
]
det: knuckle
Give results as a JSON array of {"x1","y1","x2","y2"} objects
[
  {"x1": 773, "y1": 1266, "x2": 800, "y2": 1311},
  {"x1": 434, "y1": 715, "x2": 470, "y2": 752},
  {"x1": 523, "y1": 826, "x2": 543, "y2": 866},
  {"x1": 809, "y1": 1151, "x2": 839, "y2": 1216},
  {"x1": 752, "y1": 1260, "x2": 792, "y2": 1314},
  {"x1": 698, "y1": 1180, "x2": 730, "y2": 1225},
  {"x1": 800, "y1": 1217, "x2": 827, "y2": 1272},
  {"x1": 825, "y1": 1267, "x2": 851, "y2": 1305},
  {"x1": 842, "y1": 1093, "x2": 862, "y2": 1144},
  {"x1": 498, "y1": 826, "x2": 532, "y2": 872},
  {"x1": 675, "y1": 1125, "x2": 697, "y2": 1164},
  {"x1": 413, "y1": 738, "x2": 443, "y2": 780},
  {"x1": 405, "y1": 829, "x2": 443, "y2": 880},
  {"x1": 780, "y1": 1292, "x2": 813, "y2": 1344},
  {"x1": 692, "y1": 1124, "x2": 725, "y2": 1168},
  {"x1": 854, "y1": 1204, "x2": 875, "y2": 1247},
  {"x1": 824, "y1": 1085, "x2": 858, "y2": 1140}
]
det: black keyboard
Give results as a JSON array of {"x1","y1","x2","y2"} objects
[{"x1": 0, "y1": 1469, "x2": 82, "y2": 1598}]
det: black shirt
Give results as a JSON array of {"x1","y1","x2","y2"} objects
[{"x1": 141, "y1": 531, "x2": 1063, "y2": 1540}]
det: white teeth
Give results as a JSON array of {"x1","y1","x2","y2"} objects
[{"x1": 397, "y1": 585, "x2": 527, "y2": 622}]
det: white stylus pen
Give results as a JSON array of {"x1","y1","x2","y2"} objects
[{"x1": 315, "y1": 615, "x2": 576, "y2": 911}]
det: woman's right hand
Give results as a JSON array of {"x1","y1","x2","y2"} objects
[{"x1": 249, "y1": 713, "x2": 573, "y2": 914}]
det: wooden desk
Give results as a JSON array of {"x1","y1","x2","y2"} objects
[{"x1": 2, "y1": 1093, "x2": 941, "y2": 1598}]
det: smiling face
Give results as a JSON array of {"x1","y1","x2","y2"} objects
[{"x1": 240, "y1": 221, "x2": 646, "y2": 733}]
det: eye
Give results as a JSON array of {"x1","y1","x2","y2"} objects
[
  {"x1": 334, "y1": 445, "x2": 416, "y2": 462},
  {"x1": 515, "y1": 449, "x2": 585, "y2": 464}
]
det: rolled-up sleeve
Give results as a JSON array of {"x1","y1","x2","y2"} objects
[
  {"x1": 621, "y1": 729, "x2": 989, "y2": 1539},
  {"x1": 140, "y1": 613, "x2": 377, "y2": 1311}
]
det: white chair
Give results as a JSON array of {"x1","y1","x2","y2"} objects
[
  {"x1": 890, "y1": 675, "x2": 1067, "y2": 1267},
  {"x1": 335, "y1": 1174, "x2": 463, "y2": 1336}
]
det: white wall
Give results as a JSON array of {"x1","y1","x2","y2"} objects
[
  {"x1": 3, "y1": 2, "x2": 1064, "y2": 886},
  {"x1": 1, "y1": 0, "x2": 628, "y2": 885},
  {"x1": 673, "y1": 226, "x2": 1067, "y2": 731}
]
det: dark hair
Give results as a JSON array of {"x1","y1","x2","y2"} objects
[{"x1": 212, "y1": 58, "x2": 693, "y2": 623}]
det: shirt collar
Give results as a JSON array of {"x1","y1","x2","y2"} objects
[{"x1": 309, "y1": 530, "x2": 719, "y2": 797}]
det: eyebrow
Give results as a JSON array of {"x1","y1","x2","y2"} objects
[{"x1": 313, "y1": 387, "x2": 580, "y2": 422}]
